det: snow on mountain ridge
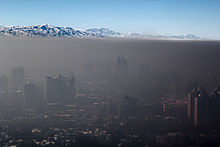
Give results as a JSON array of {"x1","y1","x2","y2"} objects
[
  {"x1": 0, "y1": 25, "x2": 201, "y2": 40},
  {"x1": 0, "y1": 24, "x2": 104, "y2": 38}
]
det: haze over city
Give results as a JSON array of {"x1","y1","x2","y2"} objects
[{"x1": 0, "y1": 0, "x2": 220, "y2": 147}]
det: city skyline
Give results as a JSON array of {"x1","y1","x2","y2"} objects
[
  {"x1": 1, "y1": 1, "x2": 220, "y2": 146},
  {"x1": 0, "y1": 38, "x2": 220, "y2": 146}
]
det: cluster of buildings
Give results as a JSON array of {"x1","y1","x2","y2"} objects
[
  {"x1": 0, "y1": 67, "x2": 75, "y2": 111},
  {"x1": 187, "y1": 87, "x2": 220, "y2": 127},
  {"x1": 92, "y1": 95, "x2": 138, "y2": 118},
  {"x1": 1, "y1": 55, "x2": 220, "y2": 146},
  {"x1": 115, "y1": 54, "x2": 128, "y2": 80},
  {"x1": 161, "y1": 84, "x2": 220, "y2": 128},
  {"x1": 45, "y1": 74, "x2": 75, "y2": 103},
  {"x1": 0, "y1": 67, "x2": 25, "y2": 110},
  {"x1": 83, "y1": 54, "x2": 128, "y2": 82}
]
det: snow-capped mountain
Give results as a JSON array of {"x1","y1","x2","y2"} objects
[
  {"x1": 86, "y1": 28, "x2": 200, "y2": 40},
  {"x1": 0, "y1": 24, "x2": 201, "y2": 40},
  {"x1": 86, "y1": 28, "x2": 121, "y2": 37},
  {"x1": 0, "y1": 24, "x2": 104, "y2": 38}
]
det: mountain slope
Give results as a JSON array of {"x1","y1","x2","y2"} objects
[
  {"x1": 0, "y1": 24, "x2": 201, "y2": 40},
  {"x1": 0, "y1": 24, "x2": 104, "y2": 38}
]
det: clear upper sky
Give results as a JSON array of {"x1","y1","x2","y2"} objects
[{"x1": 0, "y1": 0, "x2": 219, "y2": 39}]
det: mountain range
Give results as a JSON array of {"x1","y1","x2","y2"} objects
[{"x1": 0, "y1": 24, "x2": 201, "y2": 40}]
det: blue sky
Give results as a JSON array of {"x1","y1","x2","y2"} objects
[{"x1": 0, "y1": 0, "x2": 220, "y2": 39}]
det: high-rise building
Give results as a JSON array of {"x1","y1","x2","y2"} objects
[
  {"x1": 210, "y1": 87, "x2": 220, "y2": 126},
  {"x1": 11, "y1": 67, "x2": 25, "y2": 90},
  {"x1": 115, "y1": 55, "x2": 128, "y2": 84},
  {"x1": 45, "y1": 74, "x2": 75, "y2": 103},
  {"x1": 193, "y1": 89, "x2": 209, "y2": 127},
  {"x1": 187, "y1": 88, "x2": 210, "y2": 127},
  {"x1": 24, "y1": 82, "x2": 37, "y2": 108},
  {"x1": 187, "y1": 89, "x2": 200, "y2": 120},
  {"x1": 11, "y1": 90, "x2": 23, "y2": 108},
  {"x1": 0, "y1": 75, "x2": 8, "y2": 91},
  {"x1": 115, "y1": 55, "x2": 128, "y2": 77}
]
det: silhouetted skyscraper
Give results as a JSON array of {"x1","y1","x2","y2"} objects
[
  {"x1": 115, "y1": 54, "x2": 128, "y2": 83},
  {"x1": 11, "y1": 67, "x2": 25, "y2": 90}
]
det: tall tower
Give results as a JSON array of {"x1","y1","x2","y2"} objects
[{"x1": 115, "y1": 54, "x2": 128, "y2": 82}]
